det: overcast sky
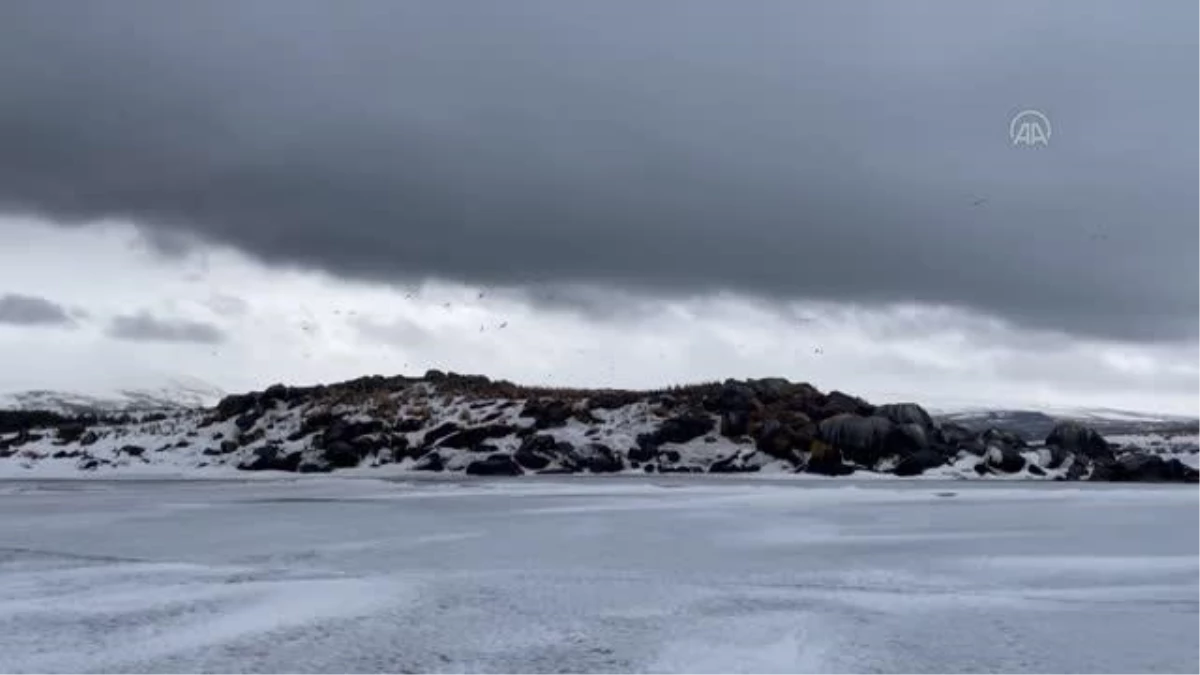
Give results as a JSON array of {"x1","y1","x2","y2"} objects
[{"x1": 0, "y1": 1, "x2": 1196, "y2": 414}]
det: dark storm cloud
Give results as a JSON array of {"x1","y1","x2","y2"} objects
[
  {"x1": 0, "y1": 0, "x2": 1195, "y2": 341},
  {"x1": 0, "y1": 293, "x2": 75, "y2": 327},
  {"x1": 108, "y1": 312, "x2": 225, "y2": 345}
]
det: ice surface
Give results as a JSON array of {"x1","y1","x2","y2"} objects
[{"x1": 0, "y1": 477, "x2": 1195, "y2": 673}]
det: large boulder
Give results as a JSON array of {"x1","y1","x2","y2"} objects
[
  {"x1": 1039, "y1": 445, "x2": 1071, "y2": 470},
  {"x1": 875, "y1": 403, "x2": 935, "y2": 429},
  {"x1": 214, "y1": 392, "x2": 258, "y2": 421},
  {"x1": 413, "y1": 452, "x2": 445, "y2": 472},
  {"x1": 421, "y1": 421, "x2": 461, "y2": 447},
  {"x1": 805, "y1": 438, "x2": 853, "y2": 476},
  {"x1": 984, "y1": 444, "x2": 1026, "y2": 473},
  {"x1": 809, "y1": 391, "x2": 874, "y2": 421},
  {"x1": 892, "y1": 448, "x2": 946, "y2": 477},
  {"x1": 719, "y1": 410, "x2": 750, "y2": 438},
  {"x1": 322, "y1": 419, "x2": 386, "y2": 447},
  {"x1": 322, "y1": 441, "x2": 362, "y2": 468},
  {"x1": 651, "y1": 411, "x2": 716, "y2": 445},
  {"x1": 709, "y1": 454, "x2": 760, "y2": 473},
  {"x1": 707, "y1": 381, "x2": 759, "y2": 413},
  {"x1": 817, "y1": 414, "x2": 893, "y2": 466},
  {"x1": 520, "y1": 398, "x2": 572, "y2": 429},
  {"x1": 465, "y1": 453, "x2": 524, "y2": 476},
  {"x1": 514, "y1": 434, "x2": 559, "y2": 470},
  {"x1": 239, "y1": 445, "x2": 303, "y2": 472},
  {"x1": 1090, "y1": 454, "x2": 1199, "y2": 483},
  {"x1": 437, "y1": 424, "x2": 519, "y2": 451},
  {"x1": 936, "y1": 423, "x2": 975, "y2": 449},
  {"x1": 1045, "y1": 422, "x2": 1111, "y2": 460},
  {"x1": 575, "y1": 443, "x2": 624, "y2": 473},
  {"x1": 754, "y1": 419, "x2": 802, "y2": 463}
]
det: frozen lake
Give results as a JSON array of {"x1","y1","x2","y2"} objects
[{"x1": 0, "y1": 476, "x2": 1196, "y2": 673}]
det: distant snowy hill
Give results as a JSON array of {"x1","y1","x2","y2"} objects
[
  {"x1": 932, "y1": 406, "x2": 1198, "y2": 441},
  {"x1": 0, "y1": 379, "x2": 224, "y2": 415}
]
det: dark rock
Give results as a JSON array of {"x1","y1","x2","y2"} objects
[
  {"x1": 1045, "y1": 422, "x2": 1111, "y2": 460},
  {"x1": 52, "y1": 450, "x2": 82, "y2": 459},
  {"x1": 755, "y1": 420, "x2": 802, "y2": 463},
  {"x1": 652, "y1": 412, "x2": 716, "y2": 445},
  {"x1": 892, "y1": 449, "x2": 946, "y2": 477},
  {"x1": 661, "y1": 449, "x2": 682, "y2": 464},
  {"x1": 298, "y1": 462, "x2": 332, "y2": 473},
  {"x1": 386, "y1": 435, "x2": 413, "y2": 461},
  {"x1": 300, "y1": 411, "x2": 338, "y2": 435},
  {"x1": 323, "y1": 419, "x2": 386, "y2": 445},
  {"x1": 215, "y1": 393, "x2": 258, "y2": 421},
  {"x1": 973, "y1": 462, "x2": 990, "y2": 476},
  {"x1": 520, "y1": 399, "x2": 572, "y2": 429},
  {"x1": 985, "y1": 445, "x2": 1026, "y2": 473},
  {"x1": 56, "y1": 423, "x2": 87, "y2": 444},
  {"x1": 465, "y1": 453, "x2": 523, "y2": 476},
  {"x1": 79, "y1": 458, "x2": 100, "y2": 471},
  {"x1": 220, "y1": 440, "x2": 239, "y2": 454},
  {"x1": 536, "y1": 467, "x2": 578, "y2": 475},
  {"x1": 234, "y1": 413, "x2": 258, "y2": 432},
  {"x1": 514, "y1": 434, "x2": 558, "y2": 470},
  {"x1": 395, "y1": 417, "x2": 425, "y2": 433},
  {"x1": 578, "y1": 443, "x2": 624, "y2": 473},
  {"x1": 118, "y1": 445, "x2": 146, "y2": 457},
  {"x1": 980, "y1": 428, "x2": 1028, "y2": 450},
  {"x1": 937, "y1": 423, "x2": 975, "y2": 449},
  {"x1": 1044, "y1": 445, "x2": 1071, "y2": 469},
  {"x1": 323, "y1": 440, "x2": 361, "y2": 468},
  {"x1": 806, "y1": 439, "x2": 854, "y2": 476},
  {"x1": 413, "y1": 452, "x2": 445, "y2": 472},
  {"x1": 810, "y1": 390, "x2": 874, "y2": 420},
  {"x1": 884, "y1": 423, "x2": 929, "y2": 456},
  {"x1": 588, "y1": 391, "x2": 641, "y2": 410},
  {"x1": 174, "y1": 440, "x2": 190, "y2": 448},
  {"x1": 817, "y1": 414, "x2": 893, "y2": 466},
  {"x1": 261, "y1": 383, "x2": 291, "y2": 403},
  {"x1": 239, "y1": 429, "x2": 265, "y2": 447},
  {"x1": 79, "y1": 431, "x2": 99, "y2": 446},
  {"x1": 437, "y1": 424, "x2": 518, "y2": 450},
  {"x1": 1090, "y1": 453, "x2": 1200, "y2": 483},
  {"x1": 1027, "y1": 464, "x2": 1046, "y2": 476},
  {"x1": 286, "y1": 429, "x2": 309, "y2": 442},
  {"x1": 421, "y1": 421, "x2": 461, "y2": 447},
  {"x1": 709, "y1": 455, "x2": 760, "y2": 473},
  {"x1": 707, "y1": 381, "x2": 758, "y2": 414},
  {"x1": 643, "y1": 464, "x2": 656, "y2": 473},
  {"x1": 875, "y1": 403, "x2": 935, "y2": 429},
  {"x1": 0, "y1": 409, "x2": 72, "y2": 434},
  {"x1": 1064, "y1": 458, "x2": 1089, "y2": 481},
  {"x1": 719, "y1": 410, "x2": 750, "y2": 438},
  {"x1": 239, "y1": 446, "x2": 303, "y2": 472},
  {"x1": 628, "y1": 443, "x2": 657, "y2": 463}
]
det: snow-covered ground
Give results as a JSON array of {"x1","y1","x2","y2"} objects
[{"x1": 0, "y1": 477, "x2": 1196, "y2": 673}]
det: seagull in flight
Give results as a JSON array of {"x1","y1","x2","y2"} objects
[{"x1": 970, "y1": 196, "x2": 988, "y2": 207}]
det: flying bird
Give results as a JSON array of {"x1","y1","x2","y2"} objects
[{"x1": 970, "y1": 196, "x2": 988, "y2": 207}]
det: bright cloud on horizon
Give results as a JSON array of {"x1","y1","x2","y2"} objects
[{"x1": 1, "y1": 216, "x2": 1195, "y2": 416}]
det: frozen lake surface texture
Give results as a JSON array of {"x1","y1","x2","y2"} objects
[{"x1": 0, "y1": 476, "x2": 1196, "y2": 673}]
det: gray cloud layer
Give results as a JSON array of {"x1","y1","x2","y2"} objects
[
  {"x1": 0, "y1": 293, "x2": 74, "y2": 327},
  {"x1": 0, "y1": 1, "x2": 1195, "y2": 341},
  {"x1": 108, "y1": 312, "x2": 225, "y2": 345}
]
